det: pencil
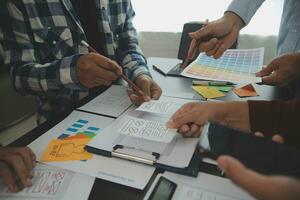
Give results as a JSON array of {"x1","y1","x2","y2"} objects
[
  {"x1": 181, "y1": 19, "x2": 209, "y2": 69},
  {"x1": 81, "y1": 40, "x2": 145, "y2": 97}
]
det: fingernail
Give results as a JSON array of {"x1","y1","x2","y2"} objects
[
  {"x1": 218, "y1": 158, "x2": 228, "y2": 172},
  {"x1": 189, "y1": 32, "x2": 195, "y2": 37},
  {"x1": 26, "y1": 178, "x2": 32, "y2": 187},
  {"x1": 9, "y1": 184, "x2": 18, "y2": 192},
  {"x1": 30, "y1": 170, "x2": 34, "y2": 177},
  {"x1": 166, "y1": 120, "x2": 173, "y2": 128}
]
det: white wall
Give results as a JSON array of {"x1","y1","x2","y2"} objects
[{"x1": 132, "y1": 0, "x2": 283, "y2": 36}]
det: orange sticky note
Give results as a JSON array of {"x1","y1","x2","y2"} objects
[
  {"x1": 63, "y1": 133, "x2": 89, "y2": 140},
  {"x1": 233, "y1": 84, "x2": 258, "y2": 97},
  {"x1": 41, "y1": 138, "x2": 92, "y2": 162},
  {"x1": 192, "y1": 85, "x2": 225, "y2": 99}
]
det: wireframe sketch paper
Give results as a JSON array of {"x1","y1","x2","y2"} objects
[
  {"x1": 118, "y1": 116, "x2": 176, "y2": 143},
  {"x1": 87, "y1": 96, "x2": 200, "y2": 168},
  {"x1": 136, "y1": 99, "x2": 175, "y2": 115},
  {"x1": 78, "y1": 85, "x2": 132, "y2": 117},
  {"x1": 136, "y1": 97, "x2": 190, "y2": 116},
  {"x1": 0, "y1": 163, "x2": 94, "y2": 200},
  {"x1": 181, "y1": 48, "x2": 264, "y2": 83},
  {"x1": 0, "y1": 164, "x2": 72, "y2": 199},
  {"x1": 29, "y1": 111, "x2": 155, "y2": 190}
]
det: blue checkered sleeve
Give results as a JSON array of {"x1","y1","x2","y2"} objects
[
  {"x1": 116, "y1": 1, "x2": 152, "y2": 83},
  {"x1": 0, "y1": 1, "x2": 85, "y2": 96}
]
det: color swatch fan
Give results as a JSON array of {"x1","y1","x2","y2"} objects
[{"x1": 181, "y1": 48, "x2": 264, "y2": 83}]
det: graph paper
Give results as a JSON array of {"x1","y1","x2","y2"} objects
[{"x1": 181, "y1": 48, "x2": 264, "y2": 83}]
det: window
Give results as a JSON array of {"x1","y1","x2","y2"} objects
[{"x1": 132, "y1": 0, "x2": 283, "y2": 36}]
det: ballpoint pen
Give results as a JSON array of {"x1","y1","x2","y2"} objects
[
  {"x1": 192, "y1": 80, "x2": 235, "y2": 86},
  {"x1": 181, "y1": 19, "x2": 209, "y2": 69},
  {"x1": 81, "y1": 40, "x2": 145, "y2": 98}
]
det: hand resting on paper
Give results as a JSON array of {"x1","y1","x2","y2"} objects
[{"x1": 0, "y1": 147, "x2": 36, "y2": 192}]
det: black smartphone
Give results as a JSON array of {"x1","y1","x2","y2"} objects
[
  {"x1": 199, "y1": 122, "x2": 300, "y2": 178},
  {"x1": 148, "y1": 177, "x2": 177, "y2": 200}
]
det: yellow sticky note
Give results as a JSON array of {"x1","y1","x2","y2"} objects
[
  {"x1": 41, "y1": 138, "x2": 92, "y2": 162},
  {"x1": 192, "y1": 85, "x2": 225, "y2": 99}
]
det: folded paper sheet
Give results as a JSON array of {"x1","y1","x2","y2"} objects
[{"x1": 233, "y1": 84, "x2": 259, "y2": 97}]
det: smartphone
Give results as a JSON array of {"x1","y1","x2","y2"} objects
[
  {"x1": 148, "y1": 177, "x2": 177, "y2": 200},
  {"x1": 198, "y1": 122, "x2": 300, "y2": 178}
]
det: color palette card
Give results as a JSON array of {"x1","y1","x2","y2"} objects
[{"x1": 182, "y1": 48, "x2": 264, "y2": 83}]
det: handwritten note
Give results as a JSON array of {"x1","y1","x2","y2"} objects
[
  {"x1": 233, "y1": 84, "x2": 259, "y2": 97},
  {"x1": 192, "y1": 85, "x2": 225, "y2": 99},
  {"x1": 137, "y1": 100, "x2": 175, "y2": 115},
  {"x1": 41, "y1": 138, "x2": 93, "y2": 162}
]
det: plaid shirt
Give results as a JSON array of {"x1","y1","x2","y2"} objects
[{"x1": 0, "y1": 0, "x2": 151, "y2": 123}]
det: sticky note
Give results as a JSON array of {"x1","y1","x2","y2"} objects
[
  {"x1": 41, "y1": 138, "x2": 92, "y2": 162},
  {"x1": 192, "y1": 85, "x2": 225, "y2": 99},
  {"x1": 233, "y1": 84, "x2": 259, "y2": 97},
  {"x1": 66, "y1": 128, "x2": 78, "y2": 133},
  {"x1": 88, "y1": 127, "x2": 100, "y2": 131},
  {"x1": 72, "y1": 123, "x2": 84, "y2": 128},
  {"x1": 57, "y1": 133, "x2": 70, "y2": 140},
  {"x1": 82, "y1": 131, "x2": 96, "y2": 138},
  {"x1": 77, "y1": 119, "x2": 88, "y2": 124},
  {"x1": 211, "y1": 86, "x2": 233, "y2": 92},
  {"x1": 63, "y1": 133, "x2": 90, "y2": 140}
]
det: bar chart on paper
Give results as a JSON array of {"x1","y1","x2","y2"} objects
[
  {"x1": 181, "y1": 48, "x2": 264, "y2": 83},
  {"x1": 57, "y1": 119, "x2": 101, "y2": 140}
]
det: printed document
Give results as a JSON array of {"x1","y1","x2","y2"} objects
[{"x1": 78, "y1": 85, "x2": 132, "y2": 117}]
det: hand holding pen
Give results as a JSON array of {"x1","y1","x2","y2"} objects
[{"x1": 80, "y1": 41, "x2": 149, "y2": 101}]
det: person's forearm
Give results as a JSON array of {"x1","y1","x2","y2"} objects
[
  {"x1": 208, "y1": 101, "x2": 251, "y2": 132},
  {"x1": 224, "y1": 11, "x2": 245, "y2": 30}
]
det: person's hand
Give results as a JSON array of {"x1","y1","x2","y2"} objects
[
  {"x1": 256, "y1": 53, "x2": 300, "y2": 86},
  {"x1": 166, "y1": 102, "x2": 213, "y2": 137},
  {"x1": 218, "y1": 155, "x2": 300, "y2": 200},
  {"x1": 0, "y1": 147, "x2": 36, "y2": 192},
  {"x1": 188, "y1": 12, "x2": 244, "y2": 59},
  {"x1": 166, "y1": 101, "x2": 250, "y2": 137},
  {"x1": 76, "y1": 53, "x2": 122, "y2": 88},
  {"x1": 254, "y1": 132, "x2": 285, "y2": 144},
  {"x1": 127, "y1": 74, "x2": 162, "y2": 106}
]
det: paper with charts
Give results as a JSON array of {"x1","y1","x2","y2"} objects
[
  {"x1": 0, "y1": 164, "x2": 73, "y2": 199},
  {"x1": 181, "y1": 48, "x2": 264, "y2": 83},
  {"x1": 29, "y1": 111, "x2": 155, "y2": 190}
]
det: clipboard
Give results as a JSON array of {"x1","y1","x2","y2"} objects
[{"x1": 85, "y1": 103, "x2": 202, "y2": 177}]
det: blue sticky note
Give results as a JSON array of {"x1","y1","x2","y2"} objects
[
  {"x1": 88, "y1": 127, "x2": 100, "y2": 131},
  {"x1": 77, "y1": 119, "x2": 88, "y2": 124},
  {"x1": 58, "y1": 133, "x2": 70, "y2": 140},
  {"x1": 72, "y1": 123, "x2": 84, "y2": 128},
  {"x1": 67, "y1": 128, "x2": 78, "y2": 133}
]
